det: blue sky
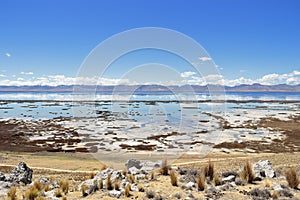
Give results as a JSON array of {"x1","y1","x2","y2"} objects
[{"x1": 0, "y1": 0, "x2": 300, "y2": 86}]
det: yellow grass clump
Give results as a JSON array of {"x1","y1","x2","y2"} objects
[
  {"x1": 197, "y1": 170, "x2": 206, "y2": 191},
  {"x1": 114, "y1": 180, "x2": 120, "y2": 191},
  {"x1": 24, "y1": 187, "x2": 39, "y2": 200},
  {"x1": 213, "y1": 174, "x2": 222, "y2": 186},
  {"x1": 127, "y1": 174, "x2": 135, "y2": 183},
  {"x1": 54, "y1": 189, "x2": 63, "y2": 198},
  {"x1": 285, "y1": 167, "x2": 299, "y2": 189},
  {"x1": 89, "y1": 172, "x2": 96, "y2": 179},
  {"x1": 106, "y1": 173, "x2": 113, "y2": 190},
  {"x1": 240, "y1": 160, "x2": 255, "y2": 183},
  {"x1": 170, "y1": 170, "x2": 178, "y2": 186},
  {"x1": 124, "y1": 184, "x2": 131, "y2": 197},
  {"x1": 99, "y1": 178, "x2": 103, "y2": 189},
  {"x1": 7, "y1": 187, "x2": 17, "y2": 200},
  {"x1": 205, "y1": 160, "x2": 215, "y2": 181},
  {"x1": 161, "y1": 159, "x2": 169, "y2": 176},
  {"x1": 60, "y1": 180, "x2": 70, "y2": 194},
  {"x1": 33, "y1": 181, "x2": 43, "y2": 191},
  {"x1": 81, "y1": 185, "x2": 88, "y2": 197}
]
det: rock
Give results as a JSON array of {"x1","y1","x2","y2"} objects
[
  {"x1": 218, "y1": 183, "x2": 236, "y2": 192},
  {"x1": 0, "y1": 181, "x2": 12, "y2": 198},
  {"x1": 125, "y1": 159, "x2": 142, "y2": 169},
  {"x1": 7, "y1": 162, "x2": 33, "y2": 185},
  {"x1": 125, "y1": 159, "x2": 161, "y2": 174},
  {"x1": 78, "y1": 179, "x2": 97, "y2": 196},
  {"x1": 222, "y1": 175, "x2": 235, "y2": 182},
  {"x1": 128, "y1": 166, "x2": 140, "y2": 175},
  {"x1": 248, "y1": 188, "x2": 271, "y2": 199},
  {"x1": 0, "y1": 173, "x2": 5, "y2": 181},
  {"x1": 130, "y1": 183, "x2": 139, "y2": 192},
  {"x1": 109, "y1": 190, "x2": 124, "y2": 198},
  {"x1": 273, "y1": 184, "x2": 283, "y2": 191},
  {"x1": 182, "y1": 182, "x2": 195, "y2": 190},
  {"x1": 206, "y1": 187, "x2": 218, "y2": 194},
  {"x1": 253, "y1": 160, "x2": 275, "y2": 180},
  {"x1": 135, "y1": 174, "x2": 146, "y2": 180}
]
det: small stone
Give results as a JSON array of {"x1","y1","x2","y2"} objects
[
  {"x1": 222, "y1": 175, "x2": 235, "y2": 182},
  {"x1": 109, "y1": 190, "x2": 124, "y2": 198}
]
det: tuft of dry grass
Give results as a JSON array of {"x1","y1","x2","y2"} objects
[
  {"x1": 161, "y1": 159, "x2": 169, "y2": 176},
  {"x1": 100, "y1": 164, "x2": 108, "y2": 170},
  {"x1": 138, "y1": 185, "x2": 145, "y2": 192},
  {"x1": 127, "y1": 174, "x2": 135, "y2": 183},
  {"x1": 213, "y1": 174, "x2": 222, "y2": 186},
  {"x1": 35, "y1": 197, "x2": 46, "y2": 200},
  {"x1": 44, "y1": 184, "x2": 51, "y2": 192},
  {"x1": 122, "y1": 169, "x2": 127, "y2": 176},
  {"x1": 114, "y1": 180, "x2": 120, "y2": 191},
  {"x1": 106, "y1": 173, "x2": 113, "y2": 190},
  {"x1": 60, "y1": 180, "x2": 69, "y2": 194},
  {"x1": 99, "y1": 178, "x2": 103, "y2": 189},
  {"x1": 285, "y1": 167, "x2": 299, "y2": 189},
  {"x1": 89, "y1": 172, "x2": 96, "y2": 179},
  {"x1": 81, "y1": 185, "x2": 88, "y2": 197},
  {"x1": 272, "y1": 191, "x2": 279, "y2": 199},
  {"x1": 24, "y1": 187, "x2": 39, "y2": 200},
  {"x1": 62, "y1": 197, "x2": 67, "y2": 200},
  {"x1": 205, "y1": 160, "x2": 215, "y2": 181},
  {"x1": 34, "y1": 181, "x2": 43, "y2": 191},
  {"x1": 54, "y1": 189, "x2": 63, "y2": 198},
  {"x1": 240, "y1": 160, "x2": 255, "y2": 183},
  {"x1": 125, "y1": 184, "x2": 131, "y2": 197},
  {"x1": 7, "y1": 187, "x2": 17, "y2": 200},
  {"x1": 197, "y1": 170, "x2": 206, "y2": 191},
  {"x1": 170, "y1": 170, "x2": 178, "y2": 186},
  {"x1": 150, "y1": 171, "x2": 155, "y2": 180}
]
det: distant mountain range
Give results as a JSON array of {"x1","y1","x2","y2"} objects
[{"x1": 0, "y1": 84, "x2": 300, "y2": 93}]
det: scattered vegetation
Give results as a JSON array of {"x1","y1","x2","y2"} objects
[
  {"x1": 205, "y1": 160, "x2": 215, "y2": 181},
  {"x1": 60, "y1": 180, "x2": 70, "y2": 194},
  {"x1": 44, "y1": 184, "x2": 51, "y2": 192},
  {"x1": 138, "y1": 185, "x2": 145, "y2": 192},
  {"x1": 106, "y1": 173, "x2": 113, "y2": 190},
  {"x1": 127, "y1": 174, "x2": 135, "y2": 183},
  {"x1": 197, "y1": 170, "x2": 206, "y2": 191},
  {"x1": 24, "y1": 187, "x2": 39, "y2": 200},
  {"x1": 89, "y1": 172, "x2": 96, "y2": 179},
  {"x1": 114, "y1": 179, "x2": 120, "y2": 191},
  {"x1": 7, "y1": 187, "x2": 17, "y2": 200},
  {"x1": 99, "y1": 178, "x2": 103, "y2": 189},
  {"x1": 213, "y1": 173, "x2": 222, "y2": 186},
  {"x1": 124, "y1": 184, "x2": 131, "y2": 197},
  {"x1": 150, "y1": 171, "x2": 155, "y2": 180},
  {"x1": 285, "y1": 167, "x2": 299, "y2": 189},
  {"x1": 33, "y1": 181, "x2": 43, "y2": 191},
  {"x1": 55, "y1": 189, "x2": 63, "y2": 198},
  {"x1": 170, "y1": 170, "x2": 178, "y2": 186},
  {"x1": 240, "y1": 160, "x2": 255, "y2": 183},
  {"x1": 272, "y1": 191, "x2": 279, "y2": 199},
  {"x1": 81, "y1": 185, "x2": 88, "y2": 197},
  {"x1": 161, "y1": 159, "x2": 169, "y2": 176}
]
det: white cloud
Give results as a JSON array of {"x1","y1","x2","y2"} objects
[
  {"x1": 0, "y1": 75, "x2": 131, "y2": 86},
  {"x1": 0, "y1": 70, "x2": 300, "y2": 87},
  {"x1": 20, "y1": 72, "x2": 34, "y2": 75},
  {"x1": 5, "y1": 53, "x2": 11, "y2": 57},
  {"x1": 199, "y1": 56, "x2": 212, "y2": 62},
  {"x1": 180, "y1": 71, "x2": 196, "y2": 78},
  {"x1": 0, "y1": 74, "x2": 6, "y2": 77}
]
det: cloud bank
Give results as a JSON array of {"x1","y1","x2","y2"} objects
[{"x1": 0, "y1": 71, "x2": 300, "y2": 86}]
